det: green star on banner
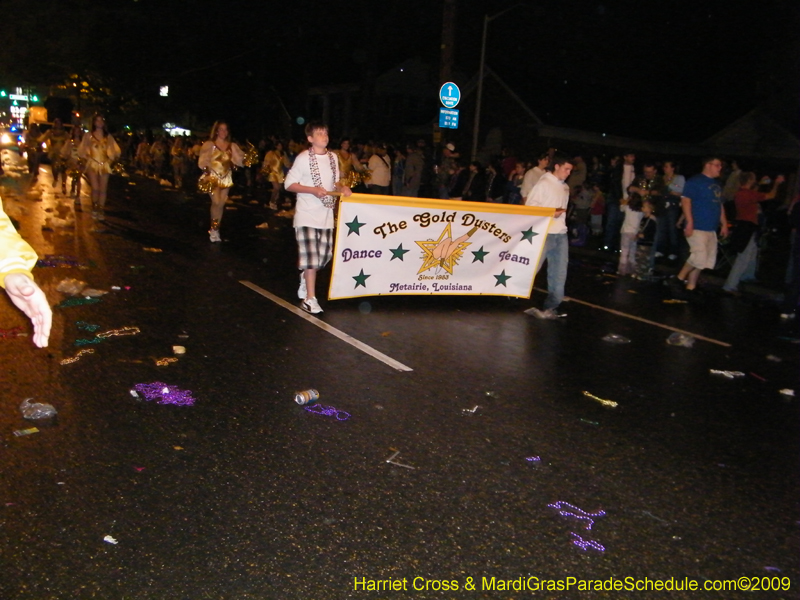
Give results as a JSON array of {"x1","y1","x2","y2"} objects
[
  {"x1": 345, "y1": 216, "x2": 366, "y2": 236},
  {"x1": 390, "y1": 244, "x2": 410, "y2": 261},
  {"x1": 521, "y1": 227, "x2": 538, "y2": 244},
  {"x1": 353, "y1": 269, "x2": 371, "y2": 288},
  {"x1": 471, "y1": 246, "x2": 489, "y2": 263},
  {"x1": 494, "y1": 270, "x2": 511, "y2": 287}
]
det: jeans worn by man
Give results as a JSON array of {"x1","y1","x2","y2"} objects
[
  {"x1": 539, "y1": 233, "x2": 568, "y2": 311},
  {"x1": 523, "y1": 152, "x2": 574, "y2": 319}
]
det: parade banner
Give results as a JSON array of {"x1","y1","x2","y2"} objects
[{"x1": 328, "y1": 194, "x2": 555, "y2": 300}]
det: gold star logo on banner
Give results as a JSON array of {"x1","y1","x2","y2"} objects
[{"x1": 415, "y1": 224, "x2": 472, "y2": 275}]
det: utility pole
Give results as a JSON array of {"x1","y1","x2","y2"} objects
[
  {"x1": 436, "y1": 0, "x2": 457, "y2": 145},
  {"x1": 471, "y1": 3, "x2": 525, "y2": 161},
  {"x1": 440, "y1": 0, "x2": 457, "y2": 85}
]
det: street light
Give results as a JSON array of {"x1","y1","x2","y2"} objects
[{"x1": 470, "y1": 3, "x2": 525, "y2": 162}]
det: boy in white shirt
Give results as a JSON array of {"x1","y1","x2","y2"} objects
[{"x1": 284, "y1": 122, "x2": 352, "y2": 314}]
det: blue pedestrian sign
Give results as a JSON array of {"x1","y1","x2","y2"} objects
[
  {"x1": 439, "y1": 82, "x2": 461, "y2": 108},
  {"x1": 439, "y1": 108, "x2": 459, "y2": 129}
]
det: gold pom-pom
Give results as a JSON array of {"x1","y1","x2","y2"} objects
[
  {"x1": 346, "y1": 171, "x2": 361, "y2": 188},
  {"x1": 242, "y1": 143, "x2": 259, "y2": 167},
  {"x1": 361, "y1": 169, "x2": 372, "y2": 184},
  {"x1": 112, "y1": 162, "x2": 126, "y2": 175},
  {"x1": 197, "y1": 171, "x2": 219, "y2": 193}
]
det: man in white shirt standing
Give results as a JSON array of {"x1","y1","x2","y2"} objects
[
  {"x1": 367, "y1": 144, "x2": 391, "y2": 195},
  {"x1": 520, "y1": 152, "x2": 550, "y2": 199},
  {"x1": 524, "y1": 152, "x2": 574, "y2": 319},
  {"x1": 284, "y1": 122, "x2": 352, "y2": 314}
]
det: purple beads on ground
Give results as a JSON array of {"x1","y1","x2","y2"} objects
[
  {"x1": 548, "y1": 501, "x2": 606, "y2": 530},
  {"x1": 36, "y1": 255, "x2": 82, "y2": 268},
  {"x1": 131, "y1": 382, "x2": 196, "y2": 406},
  {"x1": 570, "y1": 532, "x2": 605, "y2": 552},
  {"x1": 304, "y1": 404, "x2": 350, "y2": 421}
]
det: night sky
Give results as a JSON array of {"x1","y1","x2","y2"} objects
[{"x1": 1, "y1": 0, "x2": 797, "y2": 142}]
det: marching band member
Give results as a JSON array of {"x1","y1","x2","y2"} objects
[
  {"x1": 78, "y1": 114, "x2": 121, "y2": 220},
  {"x1": 197, "y1": 121, "x2": 245, "y2": 242},
  {"x1": 261, "y1": 140, "x2": 291, "y2": 210}
]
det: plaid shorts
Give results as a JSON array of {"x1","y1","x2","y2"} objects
[{"x1": 295, "y1": 227, "x2": 334, "y2": 271}]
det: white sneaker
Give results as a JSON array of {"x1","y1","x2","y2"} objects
[
  {"x1": 302, "y1": 297, "x2": 323, "y2": 314},
  {"x1": 654, "y1": 251, "x2": 664, "y2": 258},
  {"x1": 298, "y1": 272, "x2": 307, "y2": 299},
  {"x1": 524, "y1": 307, "x2": 555, "y2": 319},
  {"x1": 668, "y1": 254, "x2": 677, "y2": 261},
  {"x1": 209, "y1": 229, "x2": 221, "y2": 242}
]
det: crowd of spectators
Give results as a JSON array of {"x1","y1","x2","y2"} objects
[{"x1": 45, "y1": 126, "x2": 794, "y2": 313}]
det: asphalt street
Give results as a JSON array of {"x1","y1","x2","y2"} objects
[{"x1": 1, "y1": 170, "x2": 798, "y2": 599}]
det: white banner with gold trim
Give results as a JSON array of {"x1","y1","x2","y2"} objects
[{"x1": 328, "y1": 195, "x2": 554, "y2": 300}]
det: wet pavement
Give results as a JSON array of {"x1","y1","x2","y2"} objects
[{"x1": 1, "y1": 170, "x2": 799, "y2": 599}]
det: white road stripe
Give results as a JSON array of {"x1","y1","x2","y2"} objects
[
  {"x1": 533, "y1": 287, "x2": 732, "y2": 347},
  {"x1": 239, "y1": 281, "x2": 414, "y2": 372}
]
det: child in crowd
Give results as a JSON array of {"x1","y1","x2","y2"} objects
[
  {"x1": 284, "y1": 121, "x2": 352, "y2": 314},
  {"x1": 617, "y1": 193, "x2": 644, "y2": 276},
  {"x1": 571, "y1": 183, "x2": 593, "y2": 225},
  {"x1": 589, "y1": 183, "x2": 605, "y2": 235},
  {"x1": 503, "y1": 162, "x2": 525, "y2": 204},
  {"x1": 633, "y1": 199, "x2": 657, "y2": 279}
]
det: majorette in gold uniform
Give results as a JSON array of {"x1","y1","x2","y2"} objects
[
  {"x1": 78, "y1": 132, "x2": 121, "y2": 175},
  {"x1": 261, "y1": 148, "x2": 290, "y2": 184},
  {"x1": 198, "y1": 141, "x2": 244, "y2": 190},
  {"x1": 333, "y1": 141, "x2": 368, "y2": 188}
]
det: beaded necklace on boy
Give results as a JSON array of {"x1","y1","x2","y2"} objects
[{"x1": 308, "y1": 149, "x2": 339, "y2": 209}]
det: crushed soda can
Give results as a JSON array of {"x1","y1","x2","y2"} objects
[{"x1": 295, "y1": 389, "x2": 319, "y2": 405}]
